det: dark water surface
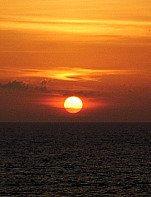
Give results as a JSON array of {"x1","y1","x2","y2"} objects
[{"x1": 0, "y1": 123, "x2": 151, "y2": 196}]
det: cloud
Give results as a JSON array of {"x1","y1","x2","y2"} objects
[
  {"x1": 1, "y1": 16, "x2": 151, "y2": 38},
  {"x1": 0, "y1": 80, "x2": 28, "y2": 90},
  {"x1": 0, "y1": 80, "x2": 48, "y2": 93},
  {"x1": 0, "y1": 80, "x2": 105, "y2": 98},
  {"x1": 0, "y1": 67, "x2": 138, "y2": 82},
  {"x1": 2, "y1": 17, "x2": 151, "y2": 26},
  {"x1": 21, "y1": 67, "x2": 137, "y2": 82}
]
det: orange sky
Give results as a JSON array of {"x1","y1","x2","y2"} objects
[{"x1": 0, "y1": 0, "x2": 151, "y2": 121}]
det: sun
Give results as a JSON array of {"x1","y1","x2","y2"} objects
[{"x1": 64, "y1": 96, "x2": 83, "y2": 114}]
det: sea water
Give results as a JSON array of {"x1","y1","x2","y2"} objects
[{"x1": 0, "y1": 123, "x2": 151, "y2": 196}]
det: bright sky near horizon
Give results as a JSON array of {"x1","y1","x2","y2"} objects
[{"x1": 0, "y1": 0, "x2": 151, "y2": 121}]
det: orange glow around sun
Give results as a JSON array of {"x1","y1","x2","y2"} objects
[{"x1": 64, "y1": 96, "x2": 83, "y2": 114}]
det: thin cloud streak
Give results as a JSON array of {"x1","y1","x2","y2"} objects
[
  {"x1": 0, "y1": 17, "x2": 151, "y2": 37},
  {"x1": 0, "y1": 68, "x2": 139, "y2": 82},
  {"x1": 1, "y1": 16, "x2": 151, "y2": 26}
]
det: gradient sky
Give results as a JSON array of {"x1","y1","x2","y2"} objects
[{"x1": 0, "y1": 0, "x2": 151, "y2": 122}]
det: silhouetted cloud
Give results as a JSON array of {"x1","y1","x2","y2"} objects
[
  {"x1": 0, "y1": 80, "x2": 48, "y2": 93},
  {"x1": 0, "y1": 80, "x2": 104, "y2": 98},
  {"x1": 0, "y1": 80, "x2": 29, "y2": 90}
]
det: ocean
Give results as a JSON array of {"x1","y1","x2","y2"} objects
[{"x1": 0, "y1": 123, "x2": 151, "y2": 196}]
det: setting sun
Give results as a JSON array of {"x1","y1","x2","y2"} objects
[{"x1": 64, "y1": 96, "x2": 83, "y2": 114}]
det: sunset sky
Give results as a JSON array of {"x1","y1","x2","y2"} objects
[{"x1": 0, "y1": 0, "x2": 151, "y2": 122}]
